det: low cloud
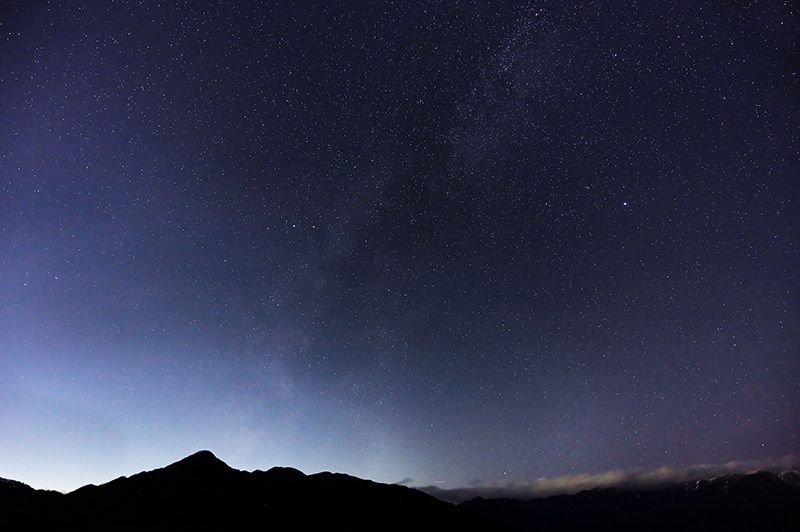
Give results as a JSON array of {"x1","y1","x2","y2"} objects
[{"x1": 420, "y1": 455, "x2": 800, "y2": 503}]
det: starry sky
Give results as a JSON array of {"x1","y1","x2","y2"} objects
[{"x1": 1, "y1": 1, "x2": 798, "y2": 493}]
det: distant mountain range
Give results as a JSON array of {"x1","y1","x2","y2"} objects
[
  {"x1": 1, "y1": 450, "x2": 798, "y2": 531},
  {"x1": 461, "y1": 469, "x2": 800, "y2": 531}
]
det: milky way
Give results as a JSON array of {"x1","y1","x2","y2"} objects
[{"x1": 0, "y1": 1, "x2": 797, "y2": 492}]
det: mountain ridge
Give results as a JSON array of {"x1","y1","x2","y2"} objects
[
  {"x1": 0, "y1": 450, "x2": 487, "y2": 531},
  {"x1": 459, "y1": 468, "x2": 800, "y2": 531},
  {"x1": 1, "y1": 452, "x2": 798, "y2": 531}
]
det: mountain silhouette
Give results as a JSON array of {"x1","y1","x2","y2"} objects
[
  {"x1": 0, "y1": 450, "x2": 489, "y2": 531},
  {"x1": 460, "y1": 469, "x2": 800, "y2": 531},
  {"x1": 1, "y1": 452, "x2": 798, "y2": 531}
]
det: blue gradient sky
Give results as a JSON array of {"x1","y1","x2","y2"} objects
[{"x1": 1, "y1": 0, "x2": 798, "y2": 492}]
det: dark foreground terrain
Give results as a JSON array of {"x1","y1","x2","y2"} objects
[
  {"x1": 0, "y1": 451, "x2": 484, "y2": 531},
  {"x1": 461, "y1": 469, "x2": 800, "y2": 532},
  {"x1": 1, "y1": 451, "x2": 798, "y2": 531}
]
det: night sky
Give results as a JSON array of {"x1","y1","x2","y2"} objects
[{"x1": 1, "y1": 1, "x2": 798, "y2": 493}]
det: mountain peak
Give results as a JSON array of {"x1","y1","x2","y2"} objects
[
  {"x1": 186, "y1": 449, "x2": 219, "y2": 462},
  {"x1": 167, "y1": 450, "x2": 231, "y2": 472}
]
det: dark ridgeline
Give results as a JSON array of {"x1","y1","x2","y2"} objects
[
  {"x1": 461, "y1": 470, "x2": 800, "y2": 531},
  {"x1": 1, "y1": 451, "x2": 798, "y2": 531},
  {"x1": 0, "y1": 451, "x2": 488, "y2": 531}
]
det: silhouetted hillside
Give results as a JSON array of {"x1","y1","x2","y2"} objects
[
  {"x1": 460, "y1": 469, "x2": 800, "y2": 531},
  {"x1": 1, "y1": 452, "x2": 798, "y2": 531},
  {"x1": 0, "y1": 451, "x2": 490, "y2": 531}
]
